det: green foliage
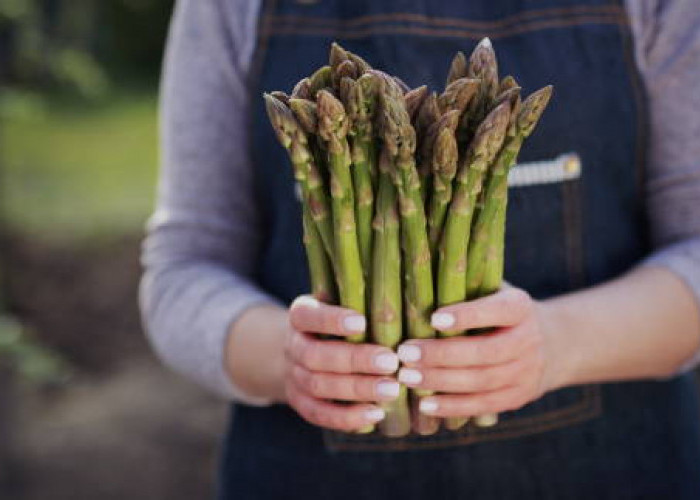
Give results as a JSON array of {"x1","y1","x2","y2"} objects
[
  {"x1": 1, "y1": 90, "x2": 158, "y2": 241},
  {"x1": 1, "y1": 0, "x2": 173, "y2": 97},
  {"x1": 0, "y1": 315, "x2": 71, "y2": 385}
]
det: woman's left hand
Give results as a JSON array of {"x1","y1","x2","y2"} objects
[{"x1": 396, "y1": 286, "x2": 562, "y2": 418}]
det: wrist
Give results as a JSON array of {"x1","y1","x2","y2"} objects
[
  {"x1": 538, "y1": 298, "x2": 581, "y2": 392},
  {"x1": 225, "y1": 305, "x2": 288, "y2": 403}
]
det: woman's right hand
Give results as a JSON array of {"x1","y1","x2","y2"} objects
[{"x1": 284, "y1": 295, "x2": 402, "y2": 432}]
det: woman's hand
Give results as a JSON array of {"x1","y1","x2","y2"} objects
[
  {"x1": 396, "y1": 287, "x2": 562, "y2": 419},
  {"x1": 284, "y1": 295, "x2": 402, "y2": 432}
]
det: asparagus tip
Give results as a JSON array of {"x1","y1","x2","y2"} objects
[{"x1": 518, "y1": 85, "x2": 553, "y2": 137}]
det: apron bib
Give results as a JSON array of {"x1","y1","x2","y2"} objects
[{"x1": 218, "y1": 0, "x2": 700, "y2": 497}]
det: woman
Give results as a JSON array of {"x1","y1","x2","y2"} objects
[{"x1": 140, "y1": 0, "x2": 700, "y2": 497}]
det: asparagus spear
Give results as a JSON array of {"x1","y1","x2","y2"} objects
[
  {"x1": 427, "y1": 126, "x2": 459, "y2": 259},
  {"x1": 446, "y1": 51, "x2": 468, "y2": 87},
  {"x1": 459, "y1": 37, "x2": 499, "y2": 143},
  {"x1": 343, "y1": 74, "x2": 379, "y2": 278},
  {"x1": 371, "y1": 162, "x2": 411, "y2": 437},
  {"x1": 437, "y1": 77, "x2": 479, "y2": 115},
  {"x1": 405, "y1": 85, "x2": 429, "y2": 121},
  {"x1": 464, "y1": 86, "x2": 553, "y2": 299},
  {"x1": 380, "y1": 87, "x2": 440, "y2": 434},
  {"x1": 317, "y1": 89, "x2": 366, "y2": 342},
  {"x1": 309, "y1": 65, "x2": 333, "y2": 96},
  {"x1": 379, "y1": 88, "x2": 434, "y2": 342},
  {"x1": 302, "y1": 205, "x2": 336, "y2": 303},
  {"x1": 264, "y1": 94, "x2": 335, "y2": 264},
  {"x1": 422, "y1": 111, "x2": 461, "y2": 249},
  {"x1": 420, "y1": 109, "x2": 460, "y2": 172},
  {"x1": 436, "y1": 102, "x2": 511, "y2": 329},
  {"x1": 413, "y1": 92, "x2": 441, "y2": 199},
  {"x1": 292, "y1": 77, "x2": 312, "y2": 100}
]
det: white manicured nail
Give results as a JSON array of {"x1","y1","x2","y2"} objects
[
  {"x1": 398, "y1": 368, "x2": 423, "y2": 385},
  {"x1": 419, "y1": 398, "x2": 438, "y2": 414},
  {"x1": 343, "y1": 315, "x2": 366, "y2": 332},
  {"x1": 431, "y1": 312, "x2": 455, "y2": 329},
  {"x1": 376, "y1": 380, "x2": 400, "y2": 399},
  {"x1": 365, "y1": 408, "x2": 385, "y2": 422},
  {"x1": 374, "y1": 352, "x2": 399, "y2": 373},
  {"x1": 296, "y1": 295, "x2": 320, "y2": 308},
  {"x1": 397, "y1": 344, "x2": 421, "y2": 363}
]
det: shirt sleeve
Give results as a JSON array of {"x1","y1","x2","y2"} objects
[
  {"x1": 625, "y1": 0, "x2": 700, "y2": 369},
  {"x1": 139, "y1": 0, "x2": 277, "y2": 404}
]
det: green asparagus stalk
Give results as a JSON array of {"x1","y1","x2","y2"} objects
[
  {"x1": 413, "y1": 92, "x2": 441, "y2": 199},
  {"x1": 427, "y1": 126, "x2": 459, "y2": 259},
  {"x1": 343, "y1": 74, "x2": 379, "y2": 278},
  {"x1": 302, "y1": 205, "x2": 336, "y2": 303},
  {"x1": 371, "y1": 166, "x2": 411, "y2": 437},
  {"x1": 379, "y1": 88, "x2": 434, "y2": 342},
  {"x1": 317, "y1": 89, "x2": 366, "y2": 342},
  {"x1": 459, "y1": 37, "x2": 499, "y2": 143},
  {"x1": 436, "y1": 102, "x2": 511, "y2": 330},
  {"x1": 420, "y1": 109, "x2": 460, "y2": 172},
  {"x1": 380, "y1": 87, "x2": 440, "y2": 434},
  {"x1": 464, "y1": 86, "x2": 553, "y2": 299},
  {"x1": 264, "y1": 94, "x2": 335, "y2": 264}
]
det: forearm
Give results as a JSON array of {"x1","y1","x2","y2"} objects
[
  {"x1": 225, "y1": 304, "x2": 288, "y2": 403},
  {"x1": 544, "y1": 266, "x2": 700, "y2": 389}
]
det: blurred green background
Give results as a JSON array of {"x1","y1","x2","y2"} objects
[{"x1": 1, "y1": 2, "x2": 227, "y2": 498}]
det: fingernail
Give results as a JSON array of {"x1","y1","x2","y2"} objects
[
  {"x1": 431, "y1": 312, "x2": 455, "y2": 329},
  {"x1": 376, "y1": 380, "x2": 400, "y2": 399},
  {"x1": 419, "y1": 398, "x2": 438, "y2": 414},
  {"x1": 398, "y1": 368, "x2": 422, "y2": 386},
  {"x1": 343, "y1": 315, "x2": 366, "y2": 332},
  {"x1": 296, "y1": 295, "x2": 320, "y2": 308},
  {"x1": 364, "y1": 407, "x2": 385, "y2": 422},
  {"x1": 374, "y1": 352, "x2": 399, "y2": 373},
  {"x1": 397, "y1": 344, "x2": 421, "y2": 363}
]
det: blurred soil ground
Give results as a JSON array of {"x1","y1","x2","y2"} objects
[{"x1": 2, "y1": 233, "x2": 227, "y2": 500}]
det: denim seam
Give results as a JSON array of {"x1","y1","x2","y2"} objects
[
  {"x1": 268, "y1": 5, "x2": 624, "y2": 30},
  {"x1": 324, "y1": 386, "x2": 603, "y2": 452},
  {"x1": 264, "y1": 15, "x2": 627, "y2": 41}
]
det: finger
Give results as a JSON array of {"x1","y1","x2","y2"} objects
[
  {"x1": 397, "y1": 357, "x2": 531, "y2": 393},
  {"x1": 286, "y1": 382, "x2": 385, "y2": 431},
  {"x1": 289, "y1": 295, "x2": 366, "y2": 336},
  {"x1": 291, "y1": 365, "x2": 401, "y2": 402},
  {"x1": 430, "y1": 287, "x2": 533, "y2": 331},
  {"x1": 397, "y1": 326, "x2": 537, "y2": 368},
  {"x1": 286, "y1": 330, "x2": 399, "y2": 374},
  {"x1": 417, "y1": 386, "x2": 529, "y2": 418}
]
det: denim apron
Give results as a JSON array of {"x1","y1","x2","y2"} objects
[{"x1": 218, "y1": 0, "x2": 700, "y2": 497}]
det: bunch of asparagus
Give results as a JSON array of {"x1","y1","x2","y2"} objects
[{"x1": 264, "y1": 39, "x2": 552, "y2": 437}]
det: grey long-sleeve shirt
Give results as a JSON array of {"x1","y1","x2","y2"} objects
[{"x1": 140, "y1": 0, "x2": 700, "y2": 404}]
